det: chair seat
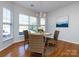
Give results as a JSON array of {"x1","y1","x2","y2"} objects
[{"x1": 47, "y1": 39, "x2": 57, "y2": 46}]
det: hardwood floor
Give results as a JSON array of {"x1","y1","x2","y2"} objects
[
  {"x1": 49, "y1": 40, "x2": 79, "y2": 57},
  {"x1": 0, "y1": 40, "x2": 79, "y2": 57}
]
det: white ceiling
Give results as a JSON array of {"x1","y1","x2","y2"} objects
[{"x1": 14, "y1": 1, "x2": 76, "y2": 13}]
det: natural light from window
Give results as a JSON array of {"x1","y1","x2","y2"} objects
[
  {"x1": 19, "y1": 14, "x2": 29, "y2": 35},
  {"x1": 40, "y1": 18, "x2": 45, "y2": 31},
  {"x1": 3, "y1": 8, "x2": 11, "y2": 38},
  {"x1": 29, "y1": 16, "x2": 37, "y2": 32}
]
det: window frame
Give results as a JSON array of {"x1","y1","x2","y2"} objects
[
  {"x1": 19, "y1": 14, "x2": 38, "y2": 35},
  {"x1": 40, "y1": 17, "x2": 46, "y2": 31},
  {"x1": 19, "y1": 14, "x2": 29, "y2": 35},
  {"x1": 3, "y1": 8, "x2": 13, "y2": 41},
  {"x1": 29, "y1": 16, "x2": 37, "y2": 32}
]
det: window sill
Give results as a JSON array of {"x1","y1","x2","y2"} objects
[
  {"x1": 18, "y1": 35, "x2": 24, "y2": 38},
  {"x1": 3, "y1": 36, "x2": 13, "y2": 42}
]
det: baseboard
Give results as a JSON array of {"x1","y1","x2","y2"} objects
[
  {"x1": 0, "y1": 39, "x2": 79, "y2": 52},
  {"x1": 0, "y1": 42, "x2": 13, "y2": 52},
  {"x1": 0, "y1": 39, "x2": 24, "y2": 52},
  {"x1": 59, "y1": 39, "x2": 79, "y2": 45}
]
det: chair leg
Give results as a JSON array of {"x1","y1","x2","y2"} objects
[
  {"x1": 42, "y1": 46, "x2": 46, "y2": 57},
  {"x1": 42, "y1": 52, "x2": 44, "y2": 56}
]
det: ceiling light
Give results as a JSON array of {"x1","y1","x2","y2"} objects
[{"x1": 30, "y1": 4, "x2": 34, "y2": 7}]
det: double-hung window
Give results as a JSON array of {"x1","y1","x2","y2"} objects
[
  {"x1": 40, "y1": 18, "x2": 45, "y2": 31},
  {"x1": 3, "y1": 8, "x2": 12, "y2": 40},
  {"x1": 29, "y1": 16, "x2": 37, "y2": 32},
  {"x1": 19, "y1": 14, "x2": 29, "y2": 35}
]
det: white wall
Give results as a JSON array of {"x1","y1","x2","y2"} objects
[
  {"x1": 47, "y1": 2, "x2": 79, "y2": 44},
  {"x1": 0, "y1": 2, "x2": 36, "y2": 51}
]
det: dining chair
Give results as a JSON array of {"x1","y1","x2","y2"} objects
[
  {"x1": 29, "y1": 34, "x2": 46, "y2": 56},
  {"x1": 47, "y1": 30, "x2": 60, "y2": 46},
  {"x1": 23, "y1": 30, "x2": 29, "y2": 49}
]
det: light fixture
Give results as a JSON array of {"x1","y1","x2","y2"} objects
[{"x1": 30, "y1": 4, "x2": 34, "y2": 7}]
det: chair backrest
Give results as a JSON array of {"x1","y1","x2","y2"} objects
[
  {"x1": 23, "y1": 30, "x2": 29, "y2": 40},
  {"x1": 54, "y1": 30, "x2": 60, "y2": 40},
  {"x1": 29, "y1": 34, "x2": 45, "y2": 54}
]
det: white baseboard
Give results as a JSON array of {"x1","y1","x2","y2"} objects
[
  {"x1": 60, "y1": 39, "x2": 79, "y2": 44},
  {"x1": 0, "y1": 39, "x2": 24, "y2": 52},
  {"x1": 1, "y1": 39, "x2": 79, "y2": 52},
  {"x1": 0, "y1": 42, "x2": 13, "y2": 52}
]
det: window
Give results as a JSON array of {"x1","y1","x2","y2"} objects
[
  {"x1": 29, "y1": 16, "x2": 37, "y2": 32},
  {"x1": 3, "y1": 8, "x2": 12, "y2": 38},
  {"x1": 19, "y1": 14, "x2": 29, "y2": 35},
  {"x1": 40, "y1": 18, "x2": 45, "y2": 31}
]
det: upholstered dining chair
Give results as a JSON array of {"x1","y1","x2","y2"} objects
[
  {"x1": 47, "y1": 30, "x2": 60, "y2": 46},
  {"x1": 29, "y1": 34, "x2": 46, "y2": 56},
  {"x1": 23, "y1": 30, "x2": 29, "y2": 49}
]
